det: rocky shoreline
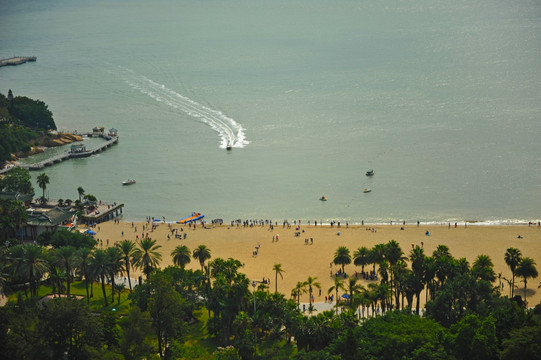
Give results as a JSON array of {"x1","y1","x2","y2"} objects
[{"x1": 10, "y1": 133, "x2": 83, "y2": 161}]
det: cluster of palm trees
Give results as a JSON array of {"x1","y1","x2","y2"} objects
[
  {"x1": 287, "y1": 241, "x2": 540, "y2": 318},
  {"x1": 1, "y1": 238, "x2": 163, "y2": 306},
  {"x1": 504, "y1": 247, "x2": 538, "y2": 300}
]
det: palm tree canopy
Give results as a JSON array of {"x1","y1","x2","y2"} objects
[
  {"x1": 273, "y1": 263, "x2": 285, "y2": 279},
  {"x1": 409, "y1": 246, "x2": 425, "y2": 275},
  {"x1": 353, "y1": 246, "x2": 369, "y2": 267},
  {"x1": 133, "y1": 238, "x2": 162, "y2": 277},
  {"x1": 516, "y1": 257, "x2": 538, "y2": 282},
  {"x1": 333, "y1": 246, "x2": 351, "y2": 270},
  {"x1": 327, "y1": 276, "x2": 345, "y2": 295},
  {"x1": 37, "y1": 173, "x2": 50, "y2": 197},
  {"x1": 89, "y1": 248, "x2": 111, "y2": 280},
  {"x1": 504, "y1": 248, "x2": 522, "y2": 273},
  {"x1": 472, "y1": 254, "x2": 496, "y2": 282},
  {"x1": 171, "y1": 245, "x2": 191, "y2": 268},
  {"x1": 119, "y1": 240, "x2": 136, "y2": 265},
  {"x1": 384, "y1": 240, "x2": 403, "y2": 266},
  {"x1": 193, "y1": 245, "x2": 211, "y2": 269}
]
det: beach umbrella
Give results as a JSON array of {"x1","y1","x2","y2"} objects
[
  {"x1": 86, "y1": 230, "x2": 96, "y2": 235},
  {"x1": 341, "y1": 294, "x2": 350, "y2": 299}
]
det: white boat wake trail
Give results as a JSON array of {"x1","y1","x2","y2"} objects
[{"x1": 122, "y1": 70, "x2": 248, "y2": 149}]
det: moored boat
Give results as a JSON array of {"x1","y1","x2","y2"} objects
[
  {"x1": 363, "y1": 188, "x2": 371, "y2": 193},
  {"x1": 320, "y1": 196, "x2": 327, "y2": 201},
  {"x1": 122, "y1": 179, "x2": 136, "y2": 185},
  {"x1": 365, "y1": 169, "x2": 374, "y2": 176}
]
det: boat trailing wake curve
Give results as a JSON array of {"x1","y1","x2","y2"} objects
[{"x1": 120, "y1": 68, "x2": 248, "y2": 149}]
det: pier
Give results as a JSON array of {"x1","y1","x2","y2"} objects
[
  {"x1": 82, "y1": 202, "x2": 124, "y2": 224},
  {"x1": 0, "y1": 56, "x2": 37, "y2": 67},
  {"x1": 18, "y1": 133, "x2": 119, "y2": 171}
]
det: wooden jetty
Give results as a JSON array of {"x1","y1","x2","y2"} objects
[
  {"x1": 81, "y1": 202, "x2": 124, "y2": 224},
  {"x1": 0, "y1": 56, "x2": 37, "y2": 67},
  {"x1": 19, "y1": 133, "x2": 119, "y2": 171}
]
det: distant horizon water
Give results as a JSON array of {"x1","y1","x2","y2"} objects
[{"x1": 2, "y1": 0, "x2": 540, "y2": 224}]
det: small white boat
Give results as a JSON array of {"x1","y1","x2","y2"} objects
[
  {"x1": 366, "y1": 169, "x2": 375, "y2": 176},
  {"x1": 122, "y1": 179, "x2": 136, "y2": 185},
  {"x1": 363, "y1": 188, "x2": 371, "y2": 193}
]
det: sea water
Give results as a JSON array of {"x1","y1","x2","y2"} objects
[{"x1": 1, "y1": 0, "x2": 540, "y2": 224}]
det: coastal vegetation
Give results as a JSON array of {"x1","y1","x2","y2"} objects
[
  {"x1": 0, "y1": 90, "x2": 83, "y2": 167},
  {"x1": 1, "y1": 227, "x2": 540, "y2": 359}
]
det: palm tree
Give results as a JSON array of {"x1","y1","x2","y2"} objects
[
  {"x1": 291, "y1": 281, "x2": 307, "y2": 307},
  {"x1": 333, "y1": 246, "x2": 351, "y2": 273},
  {"x1": 55, "y1": 246, "x2": 77, "y2": 297},
  {"x1": 133, "y1": 238, "x2": 162, "y2": 279},
  {"x1": 48, "y1": 266, "x2": 67, "y2": 297},
  {"x1": 472, "y1": 254, "x2": 496, "y2": 282},
  {"x1": 409, "y1": 246, "x2": 426, "y2": 314},
  {"x1": 384, "y1": 240, "x2": 404, "y2": 309},
  {"x1": 192, "y1": 244, "x2": 211, "y2": 271},
  {"x1": 369, "y1": 243, "x2": 386, "y2": 275},
  {"x1": 504, "y1": 247, "x2": 522, "y2": 298},
  {"x1": 89, "y1": 248, "x2": 111, "y2": 306},
  {"x1": 37, "y1": 172, "x2": 50, "y2": 200},
  {"x1": 118, "y1": 240, "x2": 136, "y2": 291},
  {"x1": 346, "y1": 276, "x2": 365, "y2": 310},
  {"x1": 272, "y1": 263, "x2": 285, "y2": 293},
  {"x1": 19, "y1": 244, "x2": 49, "y2": 297},
  {"x1": 305, "y1": 276, "x2": 321, "y2": 313},
  {"x1": 106, "y1": 247, "x2": 124, "y2": 301},
  {"x1": 77, "y1": 186, "x2": 85, "y2": 202},
  {"x1": 516, "y1": 257, "x2": 538, "y2": 302},
  {"x1": 171, "y1": 245, "x2": 191, "y2": 268},
  {"x1": 114, "y1": 283, "x2": 125, "y2": 306},
  {"x1": 76, "y1": 247, "x2": 92, "y2": 303},
  {"x1": 353, "y1": 246, "x2": 370, "y2": 274},
  {"x1": 327, "y1": 276, "x2": 345, "y2": 307}
]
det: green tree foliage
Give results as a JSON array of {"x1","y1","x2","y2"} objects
[
  {"x1": 350, "y1": 311, "x2": 450, "y2": 360},
  {"x1": 449, "y1": 314, "x2": 498, "y2": 360},
  {"x1": 0, "y1": 91, "x2": 57, "y2": 163},
  {"x1": 231, "y1": 311, "x2": 256, "y2": 360},
  {"x1": 1, "y1": 167, "x2": 33, "y2": 194},
  {"x1": 38, "y1": 297, "x2": 102, "y2": 360},
  {"x1": 37, "y1": 229, "x2": 97, "y2": 249},
  {"x1": 9, "y1": 94, "x2": 56, "y2": 130},
  {"x1": 500, "y1": 322, "x2": 541, "y2": 360},
  {"x1": 0, "y1": 198, "x2": 27, "y2": 242},
  {"x1": 147, "y1": 271, "x2": 189, "y2": 359},
  {"x1": 119, "y1": 306, "x2": 154, "y2": 360}
]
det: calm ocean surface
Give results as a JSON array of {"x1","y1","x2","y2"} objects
[{"x1": 1, "y1": 0, "x2": 541, "y2": 224}]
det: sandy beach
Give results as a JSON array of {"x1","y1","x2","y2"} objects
[{"x1": 86, "y1": 221, "x2": 541, "y2": 307}]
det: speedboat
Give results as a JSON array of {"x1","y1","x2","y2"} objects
[
  {"x1": 366, "y1": 169, "x2": 374, "y2": 176},
  {"x1": 363, "y1": 188, "x2": 371, "y2": 193},
  {"x1": 122, "y1": 179, "x2": 136, "y2": 185},
  {"x1": 320, "y1": 196, "x2": 327, "y2": 201}
]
